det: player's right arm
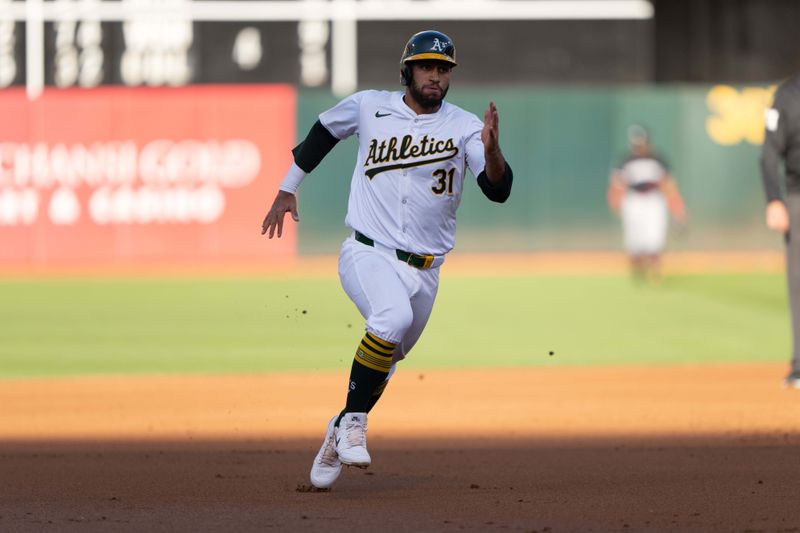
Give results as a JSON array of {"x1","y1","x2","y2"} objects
[
  {"x1": 761, "y1": 84, "x2": 790, "y2": 233},
  {"x1": 260, "y1": 92, "x2": 367, "y2": 239},
  {"x1": 607, "y1": 170, "x2": 625, "y2": 214},
  {"x1": 260, "y1": 121, "x2": 337, "y2": 239}
]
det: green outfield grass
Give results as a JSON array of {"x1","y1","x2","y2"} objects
[{"x1": 0, "y1": 272, "x2": 790, "y2": 378}]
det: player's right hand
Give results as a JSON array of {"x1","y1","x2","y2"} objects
[
  {"x1": 766, "y1": 200, "x2": 789, "y2": 234},
  {"x1": 261, "y1": 190, "x2": 300, "y2": 239}
]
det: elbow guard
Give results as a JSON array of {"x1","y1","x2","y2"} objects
[
  {"x1": 292, "y1": 120, "x2": 340, "y2": 173},
  {"x1": 477, "y1": 162, "x2": 513, "y2": 203}
]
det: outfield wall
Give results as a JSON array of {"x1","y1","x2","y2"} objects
[
  {"x1": 0, "y1": 83, "x2": 782, "y2": 269},
  {"x1": 297, "y1": 84, "x2": 779, "y2": 254}
]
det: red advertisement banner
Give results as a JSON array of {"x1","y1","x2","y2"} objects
[{"x1": 0, "y1": 85, "x2": 296, "y2": 270}]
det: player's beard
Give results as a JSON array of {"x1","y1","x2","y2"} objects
[{"x1": 409, "y1": 80, "x2": 448, "y2": 111}]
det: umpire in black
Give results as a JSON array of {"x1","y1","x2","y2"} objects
[{"x1": 761, "y1": 74, "x2": 800, "y2": 388}]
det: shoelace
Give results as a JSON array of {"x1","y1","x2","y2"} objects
[
  {"x1": 319, "y1": 434, "x2": 339, "y2": 467},
  {"x1": 342, "y1": 419, "x2": 367, "y2": 447}
]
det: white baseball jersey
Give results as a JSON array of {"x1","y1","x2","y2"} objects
[
  {"x1": 615, "y1": 154, "x2": 669, "y2": 191},
  {"x1": 319, "y1": 90, "x2": 486, "y2": 256},
  {"x1": 621, "y1": 193, "x2": 668, "y2": 255}
]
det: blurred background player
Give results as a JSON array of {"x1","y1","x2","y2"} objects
[
  {"x1": 607, "y1": 125, "x2": 687, "y2": 282},
  {"x1": 760, "y1": 73, "x2": 800, "y2": 389},
  {"x1": 261, "y1": 30, "x2": 512, "y2": 488}
]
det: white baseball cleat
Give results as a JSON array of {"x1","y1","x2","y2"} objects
[
  {"x1": 309, "y1": 416, "x2": 342, "y2": 489},
  {"x1": 335, "y1": 412, "x2": 371, "y2": 467}
]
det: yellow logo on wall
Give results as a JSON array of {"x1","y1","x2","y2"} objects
[{"x1": 706, "y1": 85, "x2": 776, "y2": 146}]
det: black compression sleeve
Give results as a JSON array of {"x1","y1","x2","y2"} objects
[
  {"x1": 291, "y1": 120, "x2": 340, "y2": 173},
  {"x1": 477, "y1": 162, "x2": 513, "y2": 203}
]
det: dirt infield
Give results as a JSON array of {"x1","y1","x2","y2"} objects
[{"x1": 2, "y1": 363, "x2": 800, "y2": 532}]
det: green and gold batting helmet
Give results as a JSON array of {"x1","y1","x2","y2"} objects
[{"x1": 400, "y1": 30, "x2": 457, "y2": 86}]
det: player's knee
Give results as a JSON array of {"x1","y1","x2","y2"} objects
[
  {"x1": 391, "y1": 305, "x2": 414, "y2": 337},
  {"x1": 369, "y1": 304, "x2": 414, "y2": 342}
]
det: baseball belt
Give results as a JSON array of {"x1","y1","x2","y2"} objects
[
  {"x1": 354, "y1": 231, "x2": 438, "y2": 269},
  {"x1": 630, "y1": 182, "x2": 659, "y2": 193}
]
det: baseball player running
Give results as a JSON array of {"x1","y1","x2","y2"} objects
[
  {"x1": 261, "y1": 30, "x2": 513, "y2": 489},
  {"x1": 607, "y1": 125, "x2": 686, "y2": 282}
]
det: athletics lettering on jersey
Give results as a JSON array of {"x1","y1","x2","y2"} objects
[{"x1": 364, "y1": 135, "x2": 458, "y2": 179}]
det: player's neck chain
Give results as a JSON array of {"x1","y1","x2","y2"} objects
[{"x1": 364, "y1": 135, "x2": 458, "y2": 179}]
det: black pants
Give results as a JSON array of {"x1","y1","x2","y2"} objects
[{"x1": 786, "y1": 194, "x2": 800, "y2": 372}]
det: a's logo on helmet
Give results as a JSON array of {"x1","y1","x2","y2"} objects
[{"x1": 431, "y1": 38, "x2": 446, "y2": 52}]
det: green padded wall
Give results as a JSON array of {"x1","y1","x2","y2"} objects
[{"x1": 294, "y1": 85, "x2": 774, "y2": 255}]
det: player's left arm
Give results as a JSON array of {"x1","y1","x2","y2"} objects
[
  {"x1": 660, "y1": 173, "x2": 687, "y2": 222},
  {"x1": 476, "y1": 102, "x2": 513, "y2": 203}
]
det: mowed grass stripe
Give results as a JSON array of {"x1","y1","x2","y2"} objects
[{"x1": 0, "y1": 273, "x2": 789, "y2": 378}]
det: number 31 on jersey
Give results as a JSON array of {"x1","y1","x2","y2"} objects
[{"x1": 431, "y1": 168, "x2": 454, "y2": 195}]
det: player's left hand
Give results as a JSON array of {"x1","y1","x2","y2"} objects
[{"x1": 482, "y1": 101, "x2": 500, "y2": 153}]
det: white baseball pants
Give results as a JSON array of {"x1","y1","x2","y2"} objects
[
  {"x1": 621, "y1": 191, "x2": 668, "y2": 255},
  {"x1": 338, "y1": 234, "x2": 440, "y2": 363}
]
